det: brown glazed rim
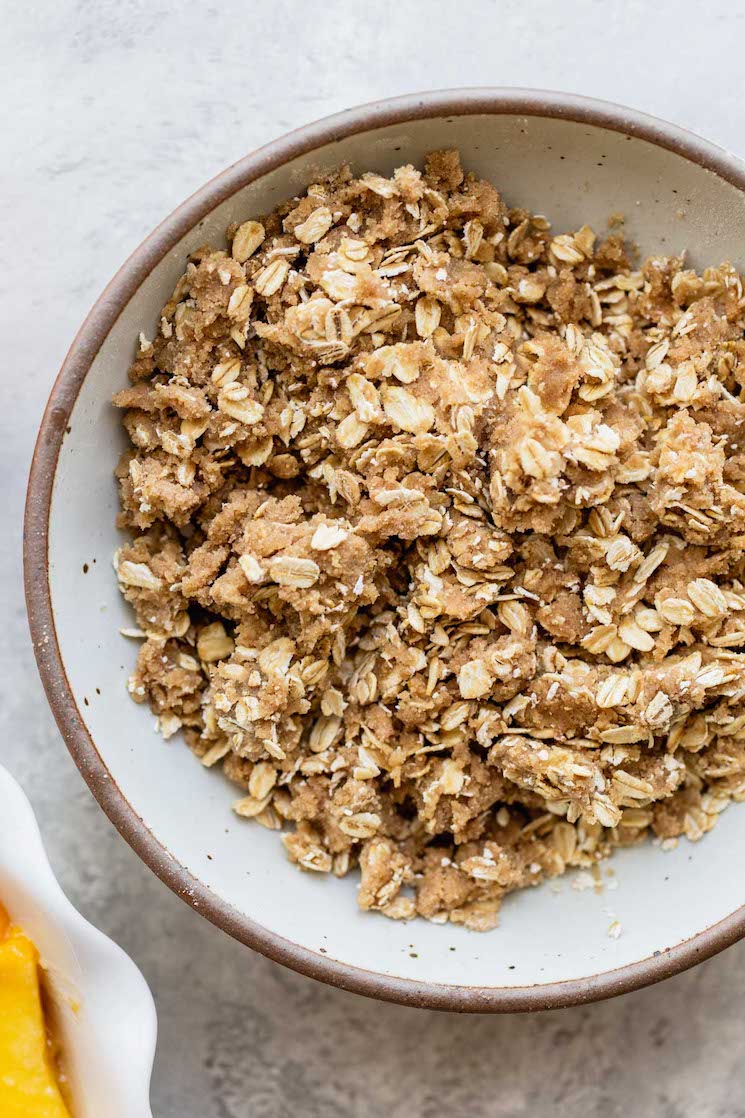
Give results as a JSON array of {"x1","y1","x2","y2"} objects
[{"x1": 25, "y1": 89, "x2": 745, "y2": 1013}]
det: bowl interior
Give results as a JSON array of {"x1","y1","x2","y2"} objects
[{"x1": 43, "y1": 107, "x2": 745, "y2": 1000}]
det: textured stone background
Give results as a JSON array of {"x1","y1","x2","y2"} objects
[{"x1": 4, "y1": 2, "x2": 745, "y2": 1114}]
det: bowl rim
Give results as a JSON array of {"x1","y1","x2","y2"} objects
[{"x1": 24, "y1": 87, "x2": 745, "y2": 1013}]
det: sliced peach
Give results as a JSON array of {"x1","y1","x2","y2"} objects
[{"x1": 0, "y1": 926, "x2": 71, "y2": 1117}]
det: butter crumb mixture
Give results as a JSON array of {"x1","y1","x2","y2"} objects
[{"x1": 114, "y1": 151, "x2": 745, "y2": 931}]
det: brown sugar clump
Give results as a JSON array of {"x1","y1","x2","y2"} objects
[{"x1": 114, "y1": 151, "x2": 745, "y2": 930}]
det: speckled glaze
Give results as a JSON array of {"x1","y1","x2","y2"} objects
[{"x1": 25, "y1": 90, "x2": 745, "y2": 1011}]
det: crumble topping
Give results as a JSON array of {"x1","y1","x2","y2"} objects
[{"x1": 114, "y1": 151, "x2": 745, "y2": 931}]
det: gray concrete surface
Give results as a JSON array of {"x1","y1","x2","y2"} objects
[{"x1": 4, "y1": 2, "x2": 745, "y2": 1114}]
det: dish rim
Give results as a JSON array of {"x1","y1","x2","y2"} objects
[
  {"x1": 24, "y1": 87, "x2": 745, "y2": 1013},
  {"x1": 0, "y1": 764, "x2": 157, "y2": 1116}
]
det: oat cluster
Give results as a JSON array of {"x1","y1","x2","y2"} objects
[{"x1": 115, "y1": 151, "x2": 745, "y2": 931}]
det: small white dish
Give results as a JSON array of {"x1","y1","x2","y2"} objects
[{"x1": 0, "y1": 764, "x2": 156, "y2": 1117}]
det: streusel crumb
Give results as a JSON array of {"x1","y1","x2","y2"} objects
[{"x1": 114, "y1": 151, "x2": 745, "y2": 931}]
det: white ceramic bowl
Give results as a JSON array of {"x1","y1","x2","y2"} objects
[
  {"x1": 0, "y1": 765, "x2": 156, "y2": 1115},
  {"x1": 25, "y1": 90, "x2": 745, "y2": 1011}
]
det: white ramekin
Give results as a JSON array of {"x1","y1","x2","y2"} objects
[{"x1": 0, "y1": 764, "x2": 156, "y2": 1117}]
